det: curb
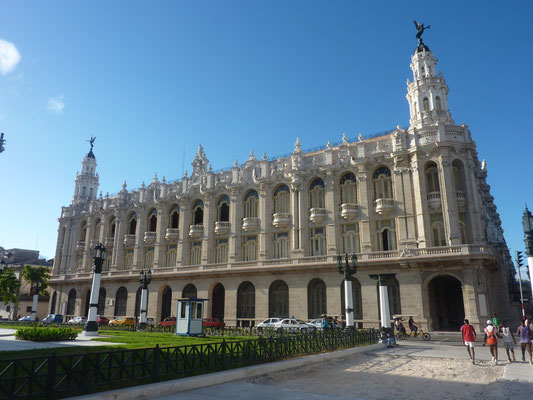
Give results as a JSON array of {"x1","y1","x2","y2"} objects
[{"x1": 73, "y1": 343, "x2": 384, "y2": 400}]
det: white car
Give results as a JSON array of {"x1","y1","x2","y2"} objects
[
  {"x1": 257, "y1": 318, "x2": 282, "y2": 331},
  {"x1": 308, "y1": 318, "x2": 323, "y2": 329},
  {"x1": 272, "y1": 318, "x2": 316, "y2": 333},
  {"x1": 68, "y1": 316, "x2": 87, "y2": 325}
]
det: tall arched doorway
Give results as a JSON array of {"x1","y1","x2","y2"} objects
[
  {"x1": 182, "y1": 284, "x2": 197, "y2": 298},
  {"x1": 114, "y1": 287, "x2": 128, "y2": 316},
  {"x1": 428, "y1": 275, "x2": 465, "y2": 331},
  {"x1": 161, "y1": 286, "x2": 172, "y2": 320},
  {"x1": 84, "y1": 289, "x2": 91, "y2": 317},
  {"x1": 50, "y1": 292, "x2": 57, "y2": 314},
  {"x1": 269, "y1": 280, "x2": 289, "y2": 318},
  {"x1": 212, "y1": 283, "x2": 225, "y2": 321},
  {"x1": 98, "y1": 288, "x2": 106, "y2": 315}
]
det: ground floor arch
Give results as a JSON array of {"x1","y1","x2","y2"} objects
[
  {"x1": 428, "y1": 275, "x2": 465, "y2": 331},
  {"x1": 211, "y1": 283, "x2": 225, "y2": 321},
  {"x1": 161, "y1": 286, "x2": 172, "y2": 320}
]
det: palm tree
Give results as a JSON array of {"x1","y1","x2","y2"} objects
[{"x1": 21, "y1": 265, "x2": 50, "y2": 322}]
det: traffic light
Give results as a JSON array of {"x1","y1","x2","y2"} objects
[{"x1": 516, "y1": 250, "x2": 523, "y2": 269}]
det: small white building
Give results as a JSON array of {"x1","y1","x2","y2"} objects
[{"x1": 176, "y1": 298, "x2": 208, "y2": 336}]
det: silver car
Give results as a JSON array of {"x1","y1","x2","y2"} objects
[
  {"x1": 272, "y1": 318, "x2": 316, "y2": 333},
  {"x1": 257, "y1": 318, "x2": 282, "y2": 331}
]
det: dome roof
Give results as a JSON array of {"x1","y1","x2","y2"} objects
[
  {"x1": 414, "y1": 42, "x2": 431, "y2": 54},
  {"x1": 87, "y1": 150, "x2": 95, "y2": 159}
]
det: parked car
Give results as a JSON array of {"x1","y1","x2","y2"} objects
[
  {"x1": 96, "y1": 316, "x2": 110, "y2": 324},
  {"x1": 42, "y1": 314, "x2": 64, "y2": 324},
  {"x1": 18, "y1": 316, "x2": 31, "y2": 322},
  {"x1": 68, "y1": 316, "x2": 87, "y2": 325},
  {"x1": 108, "y1": 317, "x2": 135, "y2": 326},
  {"x1": 257, "y1": 318, "x2": 282, "y2": 331},
  {"x1": 158, "y1": 317, "x2": 176, "y2": 327},
  {"x1": 272, "y1": 318, "x2": 316, "y2": 333},
  {"x1": 203, "y1": 317, "x2": 224, "y2": 328}
]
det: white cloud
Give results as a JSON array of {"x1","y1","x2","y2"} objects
[
  {"x1": 47, "y1": 95, "x2": 65, "y2": 114},
  {"x1": 0, "y1": 39, "x2": 21, "y2": 75}
]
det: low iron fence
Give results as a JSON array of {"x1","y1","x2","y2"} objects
[{"x1": 0, "y1": 329, "x2": 378, "y2": 399}]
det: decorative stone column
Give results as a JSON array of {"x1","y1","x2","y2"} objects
[
  {"x1": 439, "y1": 156, "x2": 461, "y2": 245},
  {"x1": 258, "y1": 183, "x2": 271, "y2": 259},
  {"x1": 410, "y1": 154, "x2": 430, "y2": 247},
  {"x1": 113, "y1": 213, "x2": 126, "y2": 270},
  {"x1": 153, "y1": 206, "x2": 168, "y2": 268},
  {"x1": 202, "y1": 194, "x2": 214, "y2": 264},
  {"x1": 177, "y1": 200, "x2": 189, "y2": 266},
  {"x1": 133, "y1": 208, "x2": 146, "y2": 269},
  {"x1": 325, "y1": 173, "x2": 338, "y2": 255},
  {"x1": 357, "y1": 173, "x2": 372, "y2": 253},
  {"x1": 228, "y1": 189, "x2": 241, "y2": 262}
]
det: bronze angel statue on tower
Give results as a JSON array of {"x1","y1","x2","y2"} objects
[{"x1": 414, "y1": 20, "x2": 430, "y2": 43}]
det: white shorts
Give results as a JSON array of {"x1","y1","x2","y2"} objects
[{"x1": 464, "y1": 341, "x2": 475, "y2": 348}]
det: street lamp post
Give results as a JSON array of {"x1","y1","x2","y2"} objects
[
  {"x1": 138, "y1": 269, "x2": 152, "y2": 330},
  {"x1": 337, "y1": 253, "x2": 358, "y2": 328},
  {"x1": 30, "y1": 281, "x2": 41, "y2": 322},
  {"x1": 84, "y1": 243, "x2": 106, "y2": 336},
  {"x1": 369, "y1": 273, "x2": 396, "y2": 329}
]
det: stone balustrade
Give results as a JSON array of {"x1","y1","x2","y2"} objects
[
  {"x1": 374, "y1": 198, "x2": 394, "y2": 216},
  {"x1": 309, "y1": 208, "x2": 327, "y2": 224},
  {"x1": 165, "y1": 228, "x2": 179, "y2": 242},
  {"x1": 242, "y1": 217, "x2": 260, "y2": 232},
  {"x1": 214, "y1": 221, "x2": 231, "y2": 236},
  {"x1": 272, "y1": 213, "x2": 290, "y2": 229},
  {"x1": 340, "y1": 203, "x2": 358, "y2": 221},
  {"x1": 143, "y1": 231, "x2": 156, "y2": 245},
  {"x1": 189, "y1": 224, "x2": 204, "y2": 239}
]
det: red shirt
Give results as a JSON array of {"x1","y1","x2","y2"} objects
[{"x1": 461, "y1": 324, "x2": 476, "y2": 342}]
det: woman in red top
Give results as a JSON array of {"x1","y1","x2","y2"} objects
[{"x1": 460, "y1": 319, "x2": 477, "y2": 364}]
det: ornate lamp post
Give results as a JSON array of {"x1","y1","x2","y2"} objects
[
  {"x1": 337, "y1": 253, "x2": 358, "y2": 328},
  {"x1": 84, "y1": 243, "x2": 106, "y2": 336},
  {"x1": 138, "y1": 269, "x2": 152, "y2": 330},
  {"x1": 29, "y1": 281, "x2": 41, "y2": 322},
  {"x1": 369, "y1": 273, "x2": 396, "y2": 329}
]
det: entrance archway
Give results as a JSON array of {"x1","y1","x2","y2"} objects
[
  {"x1": 161, "y1": 286, "x2": 172, "y2": 320},
  {"x1": 428, "y1": 275, "x2": 465, "y2": 331},
  {"x1": 212, "y1": 283, "x2": 225, "y2": 321}
]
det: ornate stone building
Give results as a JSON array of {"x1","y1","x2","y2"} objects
[{"x1": 49, "y1": 39, "x2": 517, "y2": 331}]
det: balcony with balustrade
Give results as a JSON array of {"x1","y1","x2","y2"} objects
[
  {"x1": 123, "y1": 234, "x2": 135, "y2": 248},
  {"x1": 165, "y1": 228, "x2": 179, "y2": 242},
  {"x1": 340, "y1": 204, "x2": 358, "y2": 221},
  {"x1": 75, "y1": 241, "x2": 85, "y2": 254},
  {"x1": 143, "y1": 231, "x2": 156, "y2": 245},
  {"x1": 272, "y1": 213, "x2": 290, "y2": 229},
  {"x1": 374, "y1": 199, "x2": 394, "y2": 216},
  {"x1": 426, "y1": 192, "x2": 442, "y2": 212},
  {"x1": 214, "y1": 221, "x2": 231, "y2": 236},
  {"x1": 104, "y1": 236, "x2": 114, "y2": 247},
  {"x1": 309, "y1": 208, "x2": 326, "y2": 224},
  {"x1": 189, "y1": 224, "x2": 204, "y2": 239},
  {"x1": 456, "y1": 190, "x2": 466, "y2": 212},
  {"x1": 242, "y1": 217, "x2": 259, "y2": 232}
]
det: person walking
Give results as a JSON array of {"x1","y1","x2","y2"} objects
[
  {"x1": 499, "y1": 321, "x2": 516, "y2": 362},
  {"x1": 482, "y1": 320, "x2": 498, "y2": 365},
  {"x1": 492, "y1": 313, "x2": 500, "y2": 329},
  {"x1": 516, "y1": 319, "x2": 532, "y2": 364},
  {"x1": 460, "y1": 319, "x2": 477, "y2": 364}
]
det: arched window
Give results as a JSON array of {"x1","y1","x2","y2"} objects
[
  {"x1": 147, "y1": 209, "x2": 157, "y2": 232},
  {"x1": 124, "y1": 251, "x2": 133, "y2": 270},
  {"x1": 307, "y1": 278, "x2": 327, "y2": 319},
  {"x1": 341, "y1": 278, "x2": 363, "y2": 320},
  {"x1": 190, "y1": 241, "x2": 202, "y2": 265},
  {"x1": 215, "y1": 239, "x2": 228, "y2": 263},
  {"x1": 435, "y1": 96, "x2": 442, "y2": 111},
  {"x1": 80, "y1": 221, "x2": 87, "y2": 242},
  {"x1": 274, "y1": 232, "x2": 290, "y2": 258},
  {"x1": 212, "y1": 283, "x2": 225, "y2": 320},
  {"x1": 459, "y1": 214, "x2": 467, "y2": 244},
  {"x1": 217, "y1": 195, "x2": 230, "y2": 222},
  {"x1": 269, "y1": 280, "x2": 289, "y2": 318},
  {"x1": 376, "y1": 220, "x2": 397, "y2": 251},
  {"x1": 373, "y1": 167, "x2": 392, "y2": 199},
  {"x1": 109, "y1": 217, "x2": 117, "y2": 238},
  {"x1": 242, "y1": 236, "x2": 257, "y2": 261},
  {"x1": 273, "y1": 185, "x2": 290, "y2": 214},
  {"x1": 309, "y1": 178, "x2": 325, "y2": 208},
  {"x1": 431, "y1": 220, "x2": 446, "y2": 247},
  {"x1": 82, "y1": 186, "x2": 87, "y2": 197},
  {"x1": 67, "y1": 289, "x2": 76, "y2": 316},
  {"x1": 310, "y1": 228, "x2": 326, "y2": 256},
  {"x1": 114, "y1": 287, "x2": 128, "y2": 316},
  {"x1": 166, "y1": 245, "x2": 177, "y2": 266},
  {"x1": 161, "y1": 286, "x2": 172, "y2": 320},
  {"x1": 93, "y1": 218, "x2": 101, "y2": 240},
  {"x1": 192, "y1": 200, "x2": 204, "y2": 225},
  {"x1": 143, "y1": 248, "x2": 154, "y2": 268},
  {"x1": 377, "y1": 278, "x2": 401, "y2": 318},
  {"x1": 98, "y1": 288, "x2": 106, "y2": 315},
  {"x1": 169, "y1": 205, "x2": 180, "y2": 229},
  {"x1": 342, "y1": 224, "x2": 360, "y2": 254},
  {"x1": 423, "y1": 97, "x2": 429, "y2": 113},
  {"x1": 50, "y1": 291, "x2": 57, "y2": 314},
  {"x1": 425, "y1": 162, "x2": 440, "y2": 193},
  {"x1": 182, "y1": 284, "x2": 197, "y2": 299},
  {"x1": 128, "y1": 213, "x2": 137, "y2": 235},
  {"x1": 452, "y1": 160, "x2": 466, "y2": 193},
  {"x1": 243, "y1": 190, "x2": 258, "y2": 218},
  {"x1": 237, "y1": 281, "x2": 255, "y2": 318},
  {"x1": 340, "y1": 173, "x2": 357, "y2": 204}
]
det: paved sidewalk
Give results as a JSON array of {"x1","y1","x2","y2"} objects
[{"x1": 0, "y1": 328, "x2": 119, "y2": 352}]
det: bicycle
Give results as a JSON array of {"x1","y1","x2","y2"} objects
[{"x1": 396, "y1": 328, "x2": 431, "y2": 341}]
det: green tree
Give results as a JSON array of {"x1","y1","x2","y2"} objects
[
  {"x1": 21, "y1": 265, "x2": 50, "y2": 296},
  {"x1": 0, "y1": 267, "x2": 21, "y2": 305}
]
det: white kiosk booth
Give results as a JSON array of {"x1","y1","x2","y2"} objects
[{"x1": 176, "y1": 298, "x2": 209, "y2": 336}]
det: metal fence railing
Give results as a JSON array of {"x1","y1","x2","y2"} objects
[{"x1": 0, "y1": 329, "x2": 378, "y2": 399}]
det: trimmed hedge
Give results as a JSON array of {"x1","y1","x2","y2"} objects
[{"x1": 15, "y1": 326, "x2": 78, "y2": 341}]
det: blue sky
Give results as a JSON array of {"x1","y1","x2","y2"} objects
[{"x1": 0, "y1": 1, "x2": 532, "y2": 271}]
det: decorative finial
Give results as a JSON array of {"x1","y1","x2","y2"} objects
[
  {"x1": 327, "y1": 140, "x2": 332, "y2": 149},
  {"x1": 184, "y1": 170, "x2": 188, "y2": 178},
  {"x1": 414, "y1": 20, "x2": 431, "y2": 44},
  {"x1": 209, "y1": 164, "x2": 213, "y2": 172},
  {"x1": 294, "y1": 137, "x2": 301, "y2": 152},
  {"x1": 141, "y1": 181, "x2": 146, "y2": 189},
  {"x1": 234, "y1": 159, "x2": 239, "y2": 167},
  {"x1": 358, "y1": 133, "x2": 364, "y2": 141},
  {"x1": 342, "y1": 133, "x2": 348, "y2": 144},
  {"x1": 481, "y1": 159, "x2": 486, "y2": 171},
  {"x1": 162, "y1": 176, "x2": 166, "y2": 183},
  {"x1": 87, "y1": 136, "x2": 96, "y2": 151},
  {"x1": 105, "y1": 192, "x2": 109, "y2": 198},
  {"x1": 249, "y1": 150, "x2": 255, "y2": 160},
  {"x1": 122, "y1": 180, "x2": 127, "y2": 190},
  {"x1": 262, "y1": 152, "x2": 267, "y2": 161},
  {"x1": 99, "y1": 191, "x2": 103, "y2": 199},
  {"x1": 153, "y1": 173, "x2": 158, "y2": 183}
]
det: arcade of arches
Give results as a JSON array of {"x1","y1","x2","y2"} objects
[{"x1": 52, "y1": 269, "x2": 492, "y2": 332}]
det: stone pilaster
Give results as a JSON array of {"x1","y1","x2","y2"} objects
[
  {"x1": 357, "y1": 173, "x2": 372, "y2": 252},
  {"x1": 439, "y1": 156, "x2": 461, "y2": 245},
  {"x1": 202, "y1": 194, "x2": 214, "y2": 264},
  {"x1": 410, "y1": 153, "x2": 430, "y2": 247},
  {"x1": 133, "y1": 208, "x2": 146, "y2": 269},
  {"x1": 153, "y1": 205, "x2": 168, "y2": 268}
]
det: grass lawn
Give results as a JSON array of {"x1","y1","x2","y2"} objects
[{"x1": 0, "y1": 328, "x2": 255, "y2": 359}]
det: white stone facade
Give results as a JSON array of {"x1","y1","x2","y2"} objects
[{"x1": 49, "y1": 42, "x2": 517, "y2": 331}]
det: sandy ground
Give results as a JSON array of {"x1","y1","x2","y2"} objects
[{"x1": 252, "y1": 353, "x2": 532, "y2": 400}]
